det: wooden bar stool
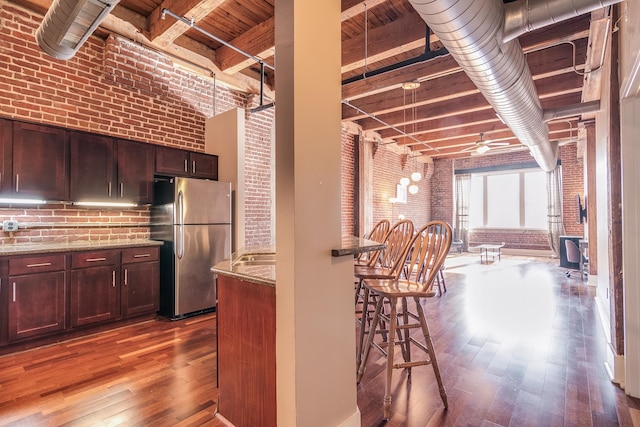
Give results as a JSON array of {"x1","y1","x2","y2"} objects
[
  {"x1": 357, "y1": 220, "x2": 452, "y2": 420},
  {"x1": 354, "y1": 219, "x2": 414, "y2": 370}
]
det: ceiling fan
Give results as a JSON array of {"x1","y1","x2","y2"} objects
[{"x1": 462, "y1": 133, "x2": 510, "y2": 155}]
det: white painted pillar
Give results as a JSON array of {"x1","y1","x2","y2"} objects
[{"x1": 274, "y1": 1, "x2": 361, "y2": 426}]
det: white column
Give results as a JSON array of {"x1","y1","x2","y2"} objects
[{"x1": 275, "y1": 1, "x2": 360, "y2": 426}]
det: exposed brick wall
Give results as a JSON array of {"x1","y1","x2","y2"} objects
[
  {"x1": 430, "y1": 158, "x2": 454, "y2": 225},
  {"x1": 0, "y1": 2, "x2": 271, "y2": 247},
  {"x1": 371, "y1": 146, "x2": 430, "y2": 228},
  {"x1": 449, "y1": 145, "x2": 585, "y2": 251},
  {"x1": 341, "y1": 131, "x2": 355, "y2": 236},
  {"x1": 559, "y1": 143, "x2": 585, "y2": 236},
  {"x1": 243, "y1": 99, "x2": 275, "y2": 247},
  {"x1": 0, "y1": 204, "x2": 150, "y2": 244}
]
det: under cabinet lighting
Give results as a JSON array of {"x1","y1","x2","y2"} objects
[
  {"x1": 0, "y1": 198, "x2": 47, "y2": 205},
  {"x1": 74, "y1": 201, "x2": 137, "y2": 208}
]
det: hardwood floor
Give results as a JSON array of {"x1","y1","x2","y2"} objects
[{"x1": 0, "y1": 255, "x2": 639, "y2": 426}]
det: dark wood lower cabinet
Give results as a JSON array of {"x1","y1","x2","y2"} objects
[
  {"x1": 70, "y1": 250, "x2": 120, "y2": 328},
  {"x1": 216, "y1": 274, "x2": 276, "y2": 427},
  {"x1": 2, "y1": 246, "x2": 160, "y2": 350},
  {"x1": 71, "y1": 266, "x2": 119, "y2": 327},
  {"x1": 8, "y1": 271, "x2": 66, "y2": 341},
  {"x1": 122, "y1": 260, "x2": 159, "y2": 317}
]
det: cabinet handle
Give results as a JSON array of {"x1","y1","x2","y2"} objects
[
  {"x1": 108, "y1": 182, "x2": 112, "y2": 198},
  {"x1": 86, "y1": 257, "x2": 107, "y2": 262},
  {"x1": 15, "y1": 174, "x2": 19, "y2": 192},
  {"x1": 192, "y1": 160, "x2": 196, "y2": 174},
  {"x1": 13, "y1": 282, "x2": 16, "y2": 302},
  {"x1": 120, "y1": 182, "x2": 124, "y2": 198},
  {"x1": 184, "y1": 159, "x2": 188, "y2": 173},
  {"x1": 26, "y1": 262, "x2": 52, "y2": 268},
  {"x1": 133, "y1": 254, "x2": 150, "y2": 258},
  {"x1": 112, "y1": 270, "x2": 116, "y2": 287},
  {"x1": 124, "y1": 268, "x2": 128, "y2": 285}
]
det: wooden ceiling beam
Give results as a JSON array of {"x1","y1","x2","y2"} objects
[
  {"x1": 147, "y1": 0, "x2": 227, "y2": 45},
  {"x1": 341, "y1": 0, "x2": 389, "y2": 20},
  {"x1": 343, "y1": 39, "x2": 587, "y2": 122}
]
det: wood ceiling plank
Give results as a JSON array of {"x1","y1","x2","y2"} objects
[
  {"x1": 216, "y1": 16, "x2": 274, "y2": 73},
  {"x1": 147, "y1": 0, "x2": 228, "y2": 45},
  {"x1": 341, "y1": 12, "x2": 429, "y2": 74}
]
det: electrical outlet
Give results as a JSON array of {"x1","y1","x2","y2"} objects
[{"x1": 2, "y1": 220, "x2": 19, "y2": 232}]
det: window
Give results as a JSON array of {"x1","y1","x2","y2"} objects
[{"x1": 467, "y1": 168, "x2": 547, "y2": 230}]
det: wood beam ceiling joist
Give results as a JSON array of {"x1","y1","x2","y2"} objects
[{"x1": 147, "y1": 0, "x2": 227, "y2": 45}]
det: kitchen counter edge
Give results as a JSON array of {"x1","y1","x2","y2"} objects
[{"x1": 0, "y1": 239, "x2": 164, "y2": 256}]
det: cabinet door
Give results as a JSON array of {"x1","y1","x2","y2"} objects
[
  {"x1": 8, "y1": 271, "x2": 66, "y2": 341},
  {"x1": 71, "y1": 266, "x2": 119, "y2": 327},
  {"x1": 0, "y1": 119, "x2": 12, "y2": 194},
  {"x1": 70, "y1": 132, "x2": 115, "y2": 201},
  {"x1": 155, "y1": 146, "x2": 189, "y2": 177},
  {"x1": 122, "y1": 261, "x2": 159, "y2": 317},
  {"x1": 116, "y1": 139, "x2": 154, "y2": 204},
  {"x1": 0, "y1": 260, "x2": 8, "y2": 346},
  {"x1": 12, "y1": 122, "x2": 69, "y2": 201},
  {"x1": 190, "y1": 152, "x2": 218, "y2": 180}
]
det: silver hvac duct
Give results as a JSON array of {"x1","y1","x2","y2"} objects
[
  {"x1": 503, "y1": 0, "x2": 621, "y2": 43},
  {"x1": 36, "y1": 0, "x2": 120, "y2": 60},
  {"x1": 407, "y1": 0, "x2": 616, "y2": 171}
]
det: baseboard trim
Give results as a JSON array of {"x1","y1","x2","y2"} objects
[
  {"x1": 596, "y1": 293, "x2": 626, "y2": 385},
  {"x1": 338, "y1": 408, "x2": 362, "y2": 427}
]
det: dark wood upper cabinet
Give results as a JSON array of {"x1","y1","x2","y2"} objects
[
  {"x1": 156, "y1": 146, "x2": 218, "y2": 180},
  {"x1": 116, "y1": 139, "x2": 154, "y2": 204},
  {"x1": 11, "y1": 122, "x2": 68, "y2": 201},
  {"x1": 189, "y1": 152, "x2": 218, "y2": 180},
  {"x1": 155, "y1": 146, "x2": 189, "y2": 177},
  {"x1": 70, "y1": 132, "x2": 116, "y2": 202}
]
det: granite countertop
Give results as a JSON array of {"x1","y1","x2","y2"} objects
[
  {"x1": 331, "y1": 236, "x2": 386, "y2": 257},
  {"x1": 211, "y1": 246, "x2": 276, "y2": 287},
  {"x1": 0, "y1": 239, "x2": 163, "y2": 256}
]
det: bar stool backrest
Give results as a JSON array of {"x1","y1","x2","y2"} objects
[
  {"x1": 377, "y1": 219, "x2": 414, "y2": 274},
  {"x1": 359, "y1": 219, "x2": 391, "y2": 266},
  {"x1": 400, "y1": 221, "x2": 452, "y2": 290}
]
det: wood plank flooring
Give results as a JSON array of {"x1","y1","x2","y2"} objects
[{"x1": 0, "y1": 255, "x2": 639, "y2": 426}]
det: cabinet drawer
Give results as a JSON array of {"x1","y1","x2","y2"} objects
[
  {"x1": 121, "y1": 247, "x2": 159, "y2": 264},
  {"x1": 72, "y1": 250, "x2": 119, "y2": 269},
  {"x1": 9, "y1": 254, "x2": 66, "y2": 275}
]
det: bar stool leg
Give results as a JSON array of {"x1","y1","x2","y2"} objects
[
  {"x1": 414, "y1": 297, "x2": 448, "y2": 409},
  {"x1": 383, "y1": 297, "x2": 398, "y2": 420},
  {"x1": 357, "y1": 296, "x2": 383, "y2": 383}
]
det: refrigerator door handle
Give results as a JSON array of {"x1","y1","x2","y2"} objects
[{"x1": 177, "y1": 190, "x2": 185, "y2": 259}]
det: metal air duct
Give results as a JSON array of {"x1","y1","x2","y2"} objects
[
  {"x1": 406, "y1": 0, "x2": 617, "y2": 171},
  {"x1": 503, "y1": 0, "x2": 621, "y2": 43},
  {"x1": 36, "y1": 0, "x2": 120, "y2": 60}
]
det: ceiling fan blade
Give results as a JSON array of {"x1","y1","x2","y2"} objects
[{"x1": 488, "y1": 141, "x2": 510, "y2": 147}]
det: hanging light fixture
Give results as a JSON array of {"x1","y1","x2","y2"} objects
[{"x1": 401, "y1": 81, "x2": 421, "y2": 193}]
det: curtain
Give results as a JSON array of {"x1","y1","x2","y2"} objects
[
  {"x1": 546, "y1": 166, "x2": 565, "y2": 258},
  {"x1": 454, "y1": 174, "x2": 471, "y2": 251}
]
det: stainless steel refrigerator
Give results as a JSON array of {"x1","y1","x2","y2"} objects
[{"x1": 151, "y1": 177, "x2": 232, "y2": 319}]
